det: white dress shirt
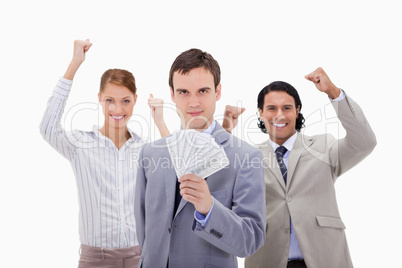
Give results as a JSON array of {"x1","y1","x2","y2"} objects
[{"x1": 40, "y1": 78, "x2": 144, "y2": 248}]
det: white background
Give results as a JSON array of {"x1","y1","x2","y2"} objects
[{"x1": 1, "y1": 1, "x2": 400, "y2": 267}]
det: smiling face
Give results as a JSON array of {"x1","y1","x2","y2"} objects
[
  {"x1": 98, "y1": 83, "x2": 137, "y2": 130},
  {"x1": 170, "y1": 67, "x2": 221, "y2": 131},
  {"x1": 259, "y1": 91, "x2": 300, "y2": 145}
]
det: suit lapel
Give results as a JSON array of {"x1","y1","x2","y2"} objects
[
  {"x1": 174, "y1": 191, "x2": 188, "y2": 218},
  {"x1": 163, "y1": 147, "x2": 179, "y2": 221},
  {"x1": 287, "y1": 133, "x2": 313, "y2": 186},
  {"x1": 259, "y1": 140, "x2": 287, "y2": 192},
  {"x1": 211, "y1": 123, "x2": 229, "y2": 145},
  {"x1": 174, "y1": 123, "x2": 229, "y2": 218}
]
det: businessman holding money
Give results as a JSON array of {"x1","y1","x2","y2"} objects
[{"x1": 134, "y1": 48, "x2": 266, "y2": 267}]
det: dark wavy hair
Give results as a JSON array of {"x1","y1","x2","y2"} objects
[{"x1": 257, "y1": 81, "x2": 305, "y2": 133}]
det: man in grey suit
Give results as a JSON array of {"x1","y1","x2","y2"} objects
[
  {"x1": 134, "y1": 48, "x2": 266, "y2": 267},
  {"x1": 224, "y1": 67, "x2": 376, "y2": 268}
]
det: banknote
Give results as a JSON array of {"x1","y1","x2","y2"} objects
[{"x1": 166, "y1": 130, "x2": 229, "y2": 179}]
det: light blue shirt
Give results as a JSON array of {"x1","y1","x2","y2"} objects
[
  {"x1": 270, "y1": 132, "x2": 303, "y2": 260},
  {"x1": 269, "y1": 90, "x2": 345, "y2": 260},
  {"x1": 192, "y1": 120, "x2": 217, "y2": 227}
]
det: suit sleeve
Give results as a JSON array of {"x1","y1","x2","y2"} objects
[
  {"x1": 134, "y1": 145, "x2": 147, "y2": 248},
  {"x1": 330, "y1": 93, "x2": 377, "y2": 177},
  {"x1": 192, "y1": 149, "x2": 266, "y2": 257}
]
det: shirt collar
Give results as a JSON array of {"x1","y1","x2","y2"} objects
[
  {"x1": 202, "y1": 120, "x2": 217, "y2": 135},
  {"x1": 179, "y1": 120, "x2": 217, "y2": 136},
  {"x1": 92, "y1": 125, "x2": 140, "y2": 143},
  {"x1": 269, "y1": 131, "x2": 298, "y2": 153}
]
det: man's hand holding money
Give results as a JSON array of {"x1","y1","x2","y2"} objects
[{"x1": 179, "y1": 174, "x2": 213, "y2": 215}]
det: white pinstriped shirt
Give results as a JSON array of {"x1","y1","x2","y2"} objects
[{"x1": 40, "y1": 78, "x2": 144, "y2": 248}]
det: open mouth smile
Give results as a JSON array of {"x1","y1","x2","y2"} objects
[
  {"x1": 110, "y1": 115, "x2": 125, "y2": 121},
  {"x1": 272, "y1": 123, "x2": 287, "y2": 128}
]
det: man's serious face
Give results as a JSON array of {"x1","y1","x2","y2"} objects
[
  {"x1": 259, "y1": 91, "x2": 299, "y2": 145},
  {"x1": 171, "y1": 67, "x2": 221, "y2": 131}
]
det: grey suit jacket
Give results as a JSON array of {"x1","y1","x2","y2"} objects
[
  {"x1": 245, "y1": 94, "x2": 377, "y2": 268},
  {"x1": 135, "y1": 123, "x2": 266, "y2": 268}
]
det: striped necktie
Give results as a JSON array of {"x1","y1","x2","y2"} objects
[{"x1": 275, "y1": 146, "x2": 288, "y2": 184}]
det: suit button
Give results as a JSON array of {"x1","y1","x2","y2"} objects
[
  {"x1": 168, "y1": 228, "x2": 171, "y2": 233},
  {"x1": 284, "y1": 227, "x2": 290, "y2": 233},
  {"x1": 286, "y1": 196, "x2": 292, "y2": 202}
]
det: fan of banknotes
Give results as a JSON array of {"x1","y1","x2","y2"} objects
[{"x1": 166, "y1": 130, "x2": 229, "y2": 179}]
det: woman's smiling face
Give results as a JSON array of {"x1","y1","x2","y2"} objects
[{"x1": 99, "y1": 83, "x2": 137, "y2": 129}]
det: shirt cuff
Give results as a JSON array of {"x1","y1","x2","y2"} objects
[
  {"x1": 194, "y1": 198, "x2": 215, "y2": 227},
  {"x1": 330, "y1": 89, "x2": 345, "y2": 102},
  {"x1": 59, "y1": 77, "x2": 73, "y2": 85}
]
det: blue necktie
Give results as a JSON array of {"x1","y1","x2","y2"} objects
[{"x1": 275, "y1": 146, "x2": 288, "y2": 184}]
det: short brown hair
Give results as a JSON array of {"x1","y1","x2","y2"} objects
[
  {"x1": 100, "y1": 69, "x2": 137, "y2": 95},
  {"x1": 168, "y1": 48, "x2": 221, "y2": 91}
]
